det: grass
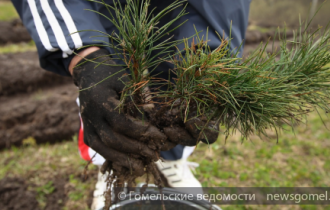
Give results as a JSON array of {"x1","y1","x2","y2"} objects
[
  {"x1": 247, "y1": 25, "x2": 275, "y2": 33},
  {"x1": 0, "y1": 40, "x2": 36, "y2": 54},
  {"x1": 1, "y1": 110, "x2": 330, "y2": 209},
  {"x1": 189, "y1": 110, "x2": 330, "y2": 210},
  {"x1": 36, "y1": 181, "x2": 56, "y2": 209},
  {"x1": 0, "y1": 136, "x2": 98, "y2": 210},
  {"x1": 1, "y1": 1, "x2": 330, "y2": 210},
  {"x1": 192, "y1": 111, "x2": 330, "y2": 188},
  {"x1": 0, "y1": 2, "x2": 18, "y2": 21}
]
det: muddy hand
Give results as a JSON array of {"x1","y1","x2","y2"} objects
[
  {"x1": 72, "y1": 49, "x2": 167, "y2": 176},
  {"x1": 163, "y1": 109, "x2": 219, "y2": 146}
]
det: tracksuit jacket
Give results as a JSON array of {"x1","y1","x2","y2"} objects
[{"x1": 11, "y1": 0, "x2": 251, "y2": 163}]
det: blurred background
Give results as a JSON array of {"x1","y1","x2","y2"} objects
[{"x1": 1, "y1": 0, "x2": 330, "y2": 209}]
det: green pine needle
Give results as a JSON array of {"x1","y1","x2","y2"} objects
[{"x1": 87, "y1": 0, "x2": 330, "y2": 141}]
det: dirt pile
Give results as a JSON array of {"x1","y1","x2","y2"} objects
[
  {"x1": 0, "y1": 177, "x2": 40, "y2": 210},
  {"x1": 43, "y1": 178, "x2": 68, "y2": 210},
  {"x1": 0, "y1": 84, "x2": 79, "y2": 148},
  {"x1": 0, "y1": 51, "x2": 79, "y2": 149},
  {"x1": 0, "y1": 176, "x2": 80, "y2": 210},
  {"x1": 0, "y1": 19, "x2": 31, "y2": 44},
  {"x1": 0, "y1": 52, "x2": 72, "y2": 96}
]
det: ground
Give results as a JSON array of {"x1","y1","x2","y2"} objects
[
  {"x1": 0, "y1": 137, "x2": 98, "y2": 210},
  {"x1": 1, "y1": 1, "x2": 330, "y2": 210}
]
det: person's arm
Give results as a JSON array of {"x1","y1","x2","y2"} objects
[
  {"x1": 68, "y1": 47, "x2": 100, "y2": 75},
  {"x1": 11, "y1": 0, "x2": 110, "y2": 76}
]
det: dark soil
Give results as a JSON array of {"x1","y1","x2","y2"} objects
[
  {"x1": 0, "y1": 52, "x2": 72, "y2": 96},
  {"x1": 0, "y1": 174, "x2": 96, "y2": 210},
  {"x1": 0, "y1": 177, "x2": 40, "y2": 210},
  {"x1": 0, "y1": 19, "x2": 31, "y2": 44},
  {"x1": 44, "y1": 178, "x2": 67, "y2": 210},
  {"x1": 0, "y1": 51, "x2": 79, "y2": 149},
  {"x1": 0, "y1": 84, "x2": 79, "y2": 149}
]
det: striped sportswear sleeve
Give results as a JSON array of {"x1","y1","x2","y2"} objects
[{"x1": 11, "y1": 0, "x2": 109, "y2": 76}]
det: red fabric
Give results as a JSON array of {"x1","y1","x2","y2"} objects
[{"x1": 78, "y1": 118, "x2": 91, "y2": 161}]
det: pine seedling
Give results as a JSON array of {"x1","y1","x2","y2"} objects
[
  {"x1": 86, "y1": 0, "x2": 188, "y2": 111},
  {"x1": 80, "y1": 0, "x2": 330, "y2": 207},
  {"x1": 82, "y1": 0, "x2": 189, "y2": 208},
  {"x1": 162, "y1": 22, "x2": 330, "y2": 141}
]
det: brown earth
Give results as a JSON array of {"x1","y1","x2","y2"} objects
[
  {"x1": 0, "y1": 52, "x2": 72, "y2": 96},
  {"x1": 0, "y1": 83, "x2": 79, "y2": 149},
  {"x1": 0, "y1": 51, "x2": 79, "y2": 149},
  {"x1": 0, "y1": 19, "x2": 31, "y2": 44},
  {"x1": 43, "y1": 178, "x2": 68, "y2": 210},
  {"x1": 0, "y1": 172, "x2": 97, "y2": 210},
  {"x1": 0, "y1": 177, "x2": 40, "y2": 210}
]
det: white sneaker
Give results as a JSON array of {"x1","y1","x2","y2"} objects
[
  {"x1": 155, "y1": 159, "x2": 203, "y2": 195},
  {"x1": 91, "y1": 171, "x2": 108, "y2": 210}
]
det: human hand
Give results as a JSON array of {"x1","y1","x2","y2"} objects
[
  {"x1": 72, "y1": 49, "x2": 170, "y2": 176},
  {"x1": 161, "y1": 108, "x2": 219, "y2": 146}
]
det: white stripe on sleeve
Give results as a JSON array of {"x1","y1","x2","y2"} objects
[
  {"x1": 54, "y1": 0, "x2": 83, "y2": 49},
  {"x1": 27, "y1": 0, "x2": 58, "y2": 52},
  {"x1": 40, "y1": 0, "x2": 73, "y2": 56}
]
